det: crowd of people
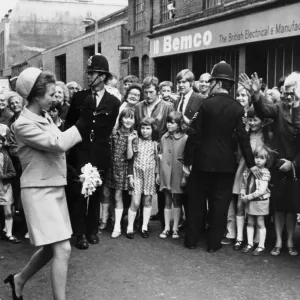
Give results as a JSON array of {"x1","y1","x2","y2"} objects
[{"x1": 1, "y1": 53, "x2": 300, "y2": 300}]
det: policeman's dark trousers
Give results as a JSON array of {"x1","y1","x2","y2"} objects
[
  {"x1": 70, "y1": 186, "x2": 101, "y2": 236},
  {"x1": 185, "y1": 170, "x2": 234, "y2": 250}
]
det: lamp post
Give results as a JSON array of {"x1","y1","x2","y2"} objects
[{"x1": 83, "y1": 18, "x2": 98, "y2": 54}]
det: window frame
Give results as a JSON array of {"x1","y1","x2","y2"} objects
[
  {"x1": 160, "y1": 0, "x2": 170, "y2": 23},
  {"x1": 134, "y1": 0, "x2": 144, "y2": 32},
  {"x1": 204, "y1": 0, "x2": 224, "y2": 10}
]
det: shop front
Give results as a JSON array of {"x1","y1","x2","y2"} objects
[{"x1": 150, "y1": 2, "x2": 300, "y2": 87}]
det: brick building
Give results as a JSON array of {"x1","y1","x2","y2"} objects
[
  {"x1": 128, "y1": 0, "x2": 300, "y2": 88},
  {"x1": 0, "y1": 0, "x2": 127, "y2": 76},
  {"x1": 41, "y1": 7, "x2": 128, "y2": 88}
]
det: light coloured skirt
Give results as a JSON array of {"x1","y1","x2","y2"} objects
[{"x1": 21, "y1": 186, "x2": 72, "y2": 246}]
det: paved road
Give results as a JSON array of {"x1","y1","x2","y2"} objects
[{"x1": 1, "y1": 221, "x2": 300, "y2": 300}]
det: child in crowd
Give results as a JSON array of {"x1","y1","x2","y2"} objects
[
  {"x1": 126, "y1": 117, "x2": 158, "y2": 239},
  {"x1": 102, "y1": 108, "x2": 136, "y2": 238},
  {"x1": 159, "y1": 81, "x2": 178, "y2": 104},
  {"x1": 233, "y1": 108, "x2": 269, "y2": 250},
  {"x1": 240, "y1": 145, "x2": 273, "y2": 255},
  {"x1": 0, "y1": 134, "x2": 19, "y2": 244},
  {"x1": 157, "y1": 111, "x2": 188, "y2": 239}
]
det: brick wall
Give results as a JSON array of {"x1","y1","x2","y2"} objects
[
  {"x1": 42, "y1": 25, "x2": 124, "y2": 88},
  {"x1": 152, "y1": 0, "x2": 279, "y2": 31}
]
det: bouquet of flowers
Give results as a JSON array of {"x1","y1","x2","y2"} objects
[{"x1": 79, "y1": 163, "x2": 102, "y2": 198}]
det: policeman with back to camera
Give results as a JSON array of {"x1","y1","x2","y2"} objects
[
  {"x1": 65, "y1": 54, "x2": 120, "y2": 250},
  {"x1": 183, "y1": 61, "x2": 260, "y2": 252}
]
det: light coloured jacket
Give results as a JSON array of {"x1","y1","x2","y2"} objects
[{"x1": 13, "y1": 107, "x2": 82, "y2": 188}]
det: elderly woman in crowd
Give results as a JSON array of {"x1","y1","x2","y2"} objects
[
  {"x1": 0, "y1": 93, "x2": 13, "y2": 125},
  {"x1": 4, "y1": 67, "x2": 85, "y2": 300},
  {"x1": 240, "y1": 71, "x2": 300, "y2": 257},
  {"x1": 8, "y1": 92, "x2": 25, "y2": 126},
  {"x1": 66, "y1": 81, "x2": 81, "y2": 103},
  {"x1": 55, "y1": 81, "x2": 70, "y2": 120}
]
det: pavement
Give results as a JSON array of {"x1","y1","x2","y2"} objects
[{"x1": 1, "y1": 220, "x2": 300, "y2": 300}]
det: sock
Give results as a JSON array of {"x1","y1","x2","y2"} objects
[
  {"x1": 100, "y1": 202, "x2": 103, "y2": 219},
  {"x1": 254, "y1": 226, "x2": 260, "y2": 244},
  {"x1": 246, "y1": 226, "x2": 254, "y2": 246},
  {"x1": 5, "y1": 218, "x2": 13, "y2": 237},
  {"x1": 258, "y1": 228, "x2": 266, "y2": 248},
  {"x1": 101, "y1": 203, "x2": 110, "y2": 224},
  {"x1": 164, "y1": 208, "x2": 172, "y2": 231},
  {"x1": 113, "y1": 208, "x2": 123, "y2": 233},
  {"x1": 236, "y1": 216, "x2": 245, "y2": 241},
  {"x1": 127, "y1": 208, "x2": 137, "y2": 233},
  {"x1": 142, "y1": 206, "x2": 152, "y2": 231},
  {"x1": 173, "y1": 208, "x2": 181, "y2": 231}
]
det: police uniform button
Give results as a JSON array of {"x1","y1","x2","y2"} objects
[
  {"x1": 169, "y1": 150, "x2": 171, "y2": 153},
  {"x1": 62, "y1": 175, "x2": 66, "y2": 178},
  {"x1": 93, "y1": 120, "x2": 95, "y2": 123}
]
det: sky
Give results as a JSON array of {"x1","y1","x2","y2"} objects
[{"x1": 0, "y1": 0, "x2": 18, "y2": 19}]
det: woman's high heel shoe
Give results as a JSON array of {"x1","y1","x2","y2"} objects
[{"x1": 4, "y1": 274, "x2": 23, "y2": 300}]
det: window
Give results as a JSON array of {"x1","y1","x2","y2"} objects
[
  {"x1": 131, "y1": 57, "x2": 139, "y2": 78},
  {"x1": 134, "y1": 0, "x2": 144, "y2": 31},
  {"x1": 55, "y1": 54, "x2": 66, "y2": 83},
  {"x1": 161, "y1": 0, "x2": 170, "y2": 23},
  {"x1": 142, "y1": 55, "x2": 149, "y2": 79},
  {"x1": 204, "y1": 0, "x2": 223, "y2": 9}
]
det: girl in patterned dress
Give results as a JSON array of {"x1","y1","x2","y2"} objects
[
  {"x1": 240, "y1": 145, "x2": 273, "y2": 255},
  {"x1": 102, "y1": 108, "x2": 136, "y2": 238},
  {"x1": 126, "y1": 117, "x2": 158, "y2": 239}
]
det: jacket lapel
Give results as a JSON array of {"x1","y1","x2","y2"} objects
[{"x1": 184, "y1": 92, "x2": 195, "y2": 115}]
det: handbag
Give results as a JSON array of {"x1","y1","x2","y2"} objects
[{"x1": 271, "y1": 163, "x2": 300, "y2": 212}]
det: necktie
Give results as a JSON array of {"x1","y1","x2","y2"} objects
[
  {"x1": 93, "y1": 92, "x2": 98, "y2": 109},
  {"x1": 179, "y1": 96, "x2": 185, "y2": 113}
]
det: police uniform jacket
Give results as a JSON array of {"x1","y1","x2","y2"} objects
[
  {"x1": 65, "y1": 88, "x2": 120, "y2": 172},
  {"x1": 184, "y1": 93, "x2": 254, "y2": 173}
]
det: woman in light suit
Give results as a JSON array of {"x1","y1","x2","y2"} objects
[{"x1": 4, "y1": 68, "x2": 85, "y2": 300}]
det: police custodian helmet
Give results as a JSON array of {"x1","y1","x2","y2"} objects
[
  {"x1": 86, "y1": 54, "x2": 112, "y2": 79},
  {"x1": 209, "y1": 61, "x2": 235, "y2": 83}
]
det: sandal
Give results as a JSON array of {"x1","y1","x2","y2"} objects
[
  {"x1": 253, "y1": 246, "x2": 265, "y2": 256},
  {"x1": 270, "y1": 247, "x2": 281, "y2": 256},
  {"x1": 99, "y1": 222, "x2": 107, "y2": 230},
  {"x1": 111, "y1": 231, "x2": 121, "y2": 239},
  {"x1": 233, "y1": 240, "x2": 243, "y2": 251},
  {"x1": 287, "y1": 247, "x2": 299, "y2": 256},
  {"x1": 172, "y1": 230, "x2": 180, "y2": 239},
  {"x1": 242, "y1": 244, "x2": 254, "y2": 253},
  {"x1": 4, "y1": 235, "x2": 20, "y2": 244},
  {"x1": 159, "y1": 230, "x2": 170, "y2": 239}
]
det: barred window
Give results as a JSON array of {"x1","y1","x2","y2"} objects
[
  {"x1": 134, "y1": 0, "x2": 144, "y2": 31},
  {"x1": 161, "y1": 0, "x2": 170, "y2": 23},
  {"x1": 204, "y1": 0, "x2": 223, "y2": 9}
]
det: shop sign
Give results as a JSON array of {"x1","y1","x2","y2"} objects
[
  {"x1": 150, "y1": 2, "x2": 300, "y2": 58},
  {"x1": 118, "y1": 45, "x2": 134, "y2": 51}
]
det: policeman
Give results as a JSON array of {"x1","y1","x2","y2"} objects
[
  {"x1": 65, "y1": 54, "x2": 120, "y2": 250},
  {"x1": 183, "y1": 61, "x2": 259, "y2": 252}
]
